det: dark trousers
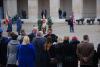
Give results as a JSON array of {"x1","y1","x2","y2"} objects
[
  {"x1": 49, "y1": 63, "x2": 57, "y2": 67},
  {"x1": 7, "y1": 64, "x2": 17, "y2": 67},
  {"x1": 80, "y1": 65, "x2": 93, "y2": 67},
  {"x1": 63, "y1": 61, "x2": 78, "y2": 67},
  {"x1": 0, "y1": 64, "x2": 6, "y2": 67},
  {"x1": 70, "y1": 25, "x2": 74, "y2": 32}
]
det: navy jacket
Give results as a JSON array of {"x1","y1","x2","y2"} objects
[{"x1": 16, "y1": 19, "x2": 22, "y2": 32}]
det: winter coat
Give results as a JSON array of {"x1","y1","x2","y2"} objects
[
  {"x1": 32, "y1": 37, "x2": 46, "y2": 67},
  {"x1": 17, "y1": 43, "x2": 35, "y2": 67},
  {"x1": 0, "y1": 37, "x2": 9, "y2": 65},
  {"x1": 49, "y1": 45, "x2": 57, "y2": 67},
  {"x1": 77, "y1": 41, "x2": 94, "y2": 65},
  {"x1": 44, "y1": 34, "x2": 58, "y2": 43},
  {"x1": 55, "y1": 43, "x2": 63, "y2": 62},
  {"x1": 7, "y1": 19, "x2": 12, "y2": 32},
  {"x1": 28, "y1": 33, "x2": 36, "y2": 42},
  {"x1": 16, "y1": 19, "x2": 22, "y2": 32},
  {"x1": 7, "y1": 40, "x2": 19, "y2": 64}
]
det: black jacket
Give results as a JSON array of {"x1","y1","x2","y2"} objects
[
  {"x1": 45, "y1": 34, "x2": 58, "y2": 43},
  {"x1": 55, "y1": 43, "x2": 63, "y2": 62},
  {"x1": 0, "y1": 37, "x2": 9, "y2": 65}
]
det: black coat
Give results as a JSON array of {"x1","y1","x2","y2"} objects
[
  {"x1": 49, "y1": 45, "x2": 57, "y2": 67},
  {"x1": 63, "y1": 40, "x2": 70, "y2": 45},
  {"x1": 62, "y1": 40, "x2": 80, "y2": 67},
  {"x1": 28, "y1": 33, "x2": 35, "y2": 42},
  {"x1": 93, "y1": 50, "x2": 98, "y2": 67},
  {"x1": 97, "y1": 44, "x2": 100, "y2": 59},
  {"x1": 0, "y1": 37, "x2": 9, "y2": 65},
  {"x1": 70, "y1": 40, "x2": 80, "y2": 55},
  {"x1": 68, "y1": 19, "x2": 74, "y2": 26},
  {"x1": 33, "y1": 37, "x2": 46, "y2": 67},
  {"x1": 55, "y1": 43, "x2": 63, "y2": 62},
  {"x1": 44, "y1": 34, "x2": 58, "y2": 43}
]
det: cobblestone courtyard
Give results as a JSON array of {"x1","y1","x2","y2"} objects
[{"x1": 2, "y1": 22, "x2": 100, "y2": 50}]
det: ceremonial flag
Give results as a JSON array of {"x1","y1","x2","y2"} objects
[{"x1": 5, "y1": 11, "x2": 9, "y2": 25}]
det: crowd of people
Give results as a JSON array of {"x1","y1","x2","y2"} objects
[{"x1": 0, "y1": 26, "x2": 100, "y2": 67}]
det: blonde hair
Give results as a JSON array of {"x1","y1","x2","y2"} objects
[{"x1": 22, "y1": 36, "x2": 30, "y2": 45}]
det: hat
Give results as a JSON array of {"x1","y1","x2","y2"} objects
[{"x1": 0, "y1": 28, "x2": 3, "y2": 33}]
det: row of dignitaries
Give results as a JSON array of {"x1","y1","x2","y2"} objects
[{"x1": 0, "y1": 27, "x2": 99, "y2": 67}]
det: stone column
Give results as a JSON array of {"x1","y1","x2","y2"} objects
[
  {"x1": 50, "y1": 0, "x2": 60, "y2": 20},
  {"x1": 28, "y1": 0, "x2": 38, "y2": 21},
  {"x1": 72, "y1": 0, "x2": 83, "y2": 19},
  {"x1": 96, "y1": 0, "x2": 100, "y2": 18},
  {"x1": 4, "y1": 0, "x2": 17, "y2": 17}
]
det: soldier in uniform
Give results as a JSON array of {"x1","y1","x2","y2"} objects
[
  {"x1": 16, "y1": 17, "x2": 22, "y2": 35},
  {"x1": 47, "y1": 17, "x2": 53, "y2": 29},
  {"x1": 6, "y1": 17, "x2": 12, "y2": 36},
  {"x1": 37, "y1": 17, "x2": 42, "y2": 31},
  {"x1": 41, "y1": 15, "x2": 47, "y2": 34}
]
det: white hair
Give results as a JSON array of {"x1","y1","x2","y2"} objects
[{"x1": 36, "y1": 31, "x2": 43, "y2": 37}]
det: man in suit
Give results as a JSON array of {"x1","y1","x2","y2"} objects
[
  {"x1": 77, "y1": 35, "x2": 94, "y2": 67},
  {"x1": 16, "y1": 17, "x2": 22, "y2": 35}
]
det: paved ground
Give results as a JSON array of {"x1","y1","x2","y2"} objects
[{"x1": 1, "y1": 22, "x2": 100, "y2": 50}]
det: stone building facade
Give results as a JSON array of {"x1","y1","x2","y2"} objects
[{"x1": 0, "y1": 0, "x2": 100, "y2": 22}]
